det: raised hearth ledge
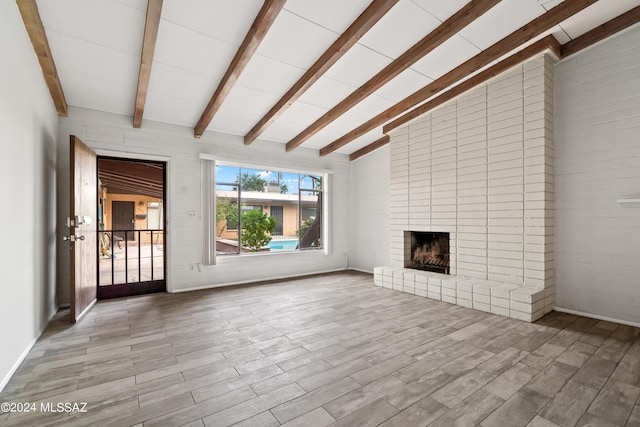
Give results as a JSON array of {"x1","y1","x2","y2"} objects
[{"x1": 374, "y1": 267, "x2": 555, "y2": 323}]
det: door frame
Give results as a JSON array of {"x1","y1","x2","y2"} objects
[
  {"x1": 94, "y1": 150, "x2": 172, "y2": 293},
  {"x1": 97, "y1": 156, "x2": 167, "y2": 299}
]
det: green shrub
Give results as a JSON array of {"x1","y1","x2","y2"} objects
[{"x1": 241, "y1": 210, "x2": 276, "y2": 251}]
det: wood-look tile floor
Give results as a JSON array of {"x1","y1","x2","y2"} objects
[{"x1": 2, "y1": 271, "x2": 640, "y2": 427}]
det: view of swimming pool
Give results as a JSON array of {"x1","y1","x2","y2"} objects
[{"x1": 268, "y1": 239, "x2": 298, "y2": 250}]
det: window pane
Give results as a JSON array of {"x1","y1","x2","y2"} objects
[
  {"x1": 300, "y1": 190, "x2": 322, "y2": 250},
  {"x1": 267, "y1": 171, "x2": 297, "y2": 195},
  {"x1": 238, "y1": 168, "x2": 267, "y2": 191},
  {"x1": 300, "y1": 174, "x2": 322, "y2": 190},
  {"x1": 216, "y1": 184, "x2": 239, "y2": 254},
  {"x1": 267, "y1": 172, "x2": 298, "y2": 249},
  {"x1": 302, "y1": 207, "x2": 316, "y2": 221},
  {"x1": 213, "y1": 165, "x2": 324, "y2": 255},
  {"x1": 239, "y1": 169, "x2": 299, "y2": 252},
  {"x1": 216, "y1": 165, "x2": 240, "y2": 185}
]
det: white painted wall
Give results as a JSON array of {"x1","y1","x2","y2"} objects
[
  {"x1": 555, "y1": 25, "x2": 640, "y2": 326},
  {"x1": 349, "y1": 146, "x2": 391, "y2": 272},
  {"x1": 56, "y1": 108, "x2": 351, "y2": 302},
  {"x1": 0, "y1": 2, "x2": 59, "y2": 390}
]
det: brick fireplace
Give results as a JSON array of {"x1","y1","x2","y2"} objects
[{"x1": 375, "y1": 52, "x2": 556, "y2": 322}]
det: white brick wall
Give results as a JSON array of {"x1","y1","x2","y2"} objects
[
  {"x1": 409, "y1": 117, "x2": 431, "y2": 231},
  {"x1": 555, "y1": 25, "x2": 640, "y2": 326},
  {"x1": 457, "y1": 87, "x2": 488, "y2": 280},
  {"x1": 388, "y1": 53, "x2": 556, "y2": 292},
  {"x1": 487, "y1": 66, "x2": 525, "y2": 285},
  {"x1": 390, "y1": 127, "x2": 410, "y2": 267}
]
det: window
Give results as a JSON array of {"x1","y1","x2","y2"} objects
[
  {"x1": 225, "y1": 212, "x2": 238, "y2": 231},
  {"x1": 214, "y1": 164, "x2": 324, "y2": 255},
  {"x1": 302, "y1": 207, "x2": 316, "y2": 221},
  {"x1": 242, "y1": 205, "x2": 263, "y2": 213}
]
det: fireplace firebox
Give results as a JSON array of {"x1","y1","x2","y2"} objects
[{"x1": 404, "y1": 231, "x2": 450, "y2": 274}]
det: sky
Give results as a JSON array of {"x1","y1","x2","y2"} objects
[{"x1": 216, "y1": 165, "x2": 320, "y2": 194}]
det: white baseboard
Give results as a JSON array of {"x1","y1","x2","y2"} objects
[
  {"x1": 0, "y1": 337, "x2": 38, "y2": 393},
  {"x1": 0, "y1": 308, "x2": 58, "y2": 393},
  {"x1": 173, "y1": 268, "x2": 349, "y2": 293},
  {"x1": 554, "y1": 306, "x2": 640, "y2": 328}
]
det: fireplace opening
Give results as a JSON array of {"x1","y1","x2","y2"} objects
[{"x1": 404, "y1": 231, "x2": 450, "y2": 274}]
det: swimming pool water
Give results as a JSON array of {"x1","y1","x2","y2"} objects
[{"x1": 268, "y1": 240, "x2": 298, "y2": 250}]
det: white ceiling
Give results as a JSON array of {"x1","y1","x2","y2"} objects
[{"x1": 35, "y1": 0, "x2": 640, "y2": 155}]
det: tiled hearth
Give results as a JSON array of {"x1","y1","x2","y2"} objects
[
  {"x1": 373, "y1": 267, "x2": 553, "y2": 322},
  {"x1": 377, "y1": 52, "x2": 557, "y2": 323}
]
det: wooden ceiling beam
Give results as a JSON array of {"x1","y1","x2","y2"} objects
[
  {"x1": 350, "y1": 36, "x2": 560, "y2": 161},
  {"x1": 562, "y1": 5, "x2": 640, "y2": 58},
  {"x1": 100, "y1": 174, "x2": 163, "y2": 197},
  {"x1": 243, "y1": 0, "x2": 400, "y2": 145},
  {"x1": 101, "y1": 178, "x2": 161, "y2": 191},
  {"x1": 133, "y1": 0, "x2": 163, "y2": 128},
  {"x1": 100, "y1": 171, "x2": 161, "y2": 184},
  {"x1": 320, "y1": 0, "x2": 599, "y2": 157},
  {"x1": 349, "y1": 135, "x2": 390, "y2": 161},
  {"x1": 100, "y1": 172, "x2": 163, "y2": 189},
  {"x1": 352, "y1": 3, "x2": 640, "y2": 160},
  {"x1": 99, "y1": 158, "x2": 162, "y2": 169},
  {"x1": 285, "y1": 0, "x2": 502, "y2": 152},
  {"x1": 386, "y1": 5, "x2": 640, "y2": 133},
  {"x1": 103, "y1": 183, "x2": 163, "y2": 199},
  {"x1": 100, "y1": 167, "x2": 159, "y2": 179},
  {"x1": 349, "y1": 5, "x2": 640, "y2": 160},
  {"x1": 98, "y1": 159, "x2": 164, "y2": 198},
  {"x1": 194, "y1": 0, "x2": 286, "y2": 138},
  {"x1": 384, "y1": 35, "x2": 561, "y2": 133},
  {"x1": 99, "y1": 159, "x2": 163, "y2": 178},
  {"x1": 16, "y1": 0, "x2": 67, "y2": 116},
  {"x1": 104, "y1": 189, "x2": 163, "y2": 199}
]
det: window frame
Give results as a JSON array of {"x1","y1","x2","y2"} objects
[{"x1": 201, "y1": 156, "x2": 331, "y2": 265}]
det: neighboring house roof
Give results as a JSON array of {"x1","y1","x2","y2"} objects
[{"x1": 217, "y1": 190, "x2": 318, "y2": 206}]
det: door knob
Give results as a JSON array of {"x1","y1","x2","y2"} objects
[{"x1": 62, "y1": 235, "x2": 85, "y2": 242}]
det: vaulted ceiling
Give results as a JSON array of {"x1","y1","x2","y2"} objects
[{"x1": 18, "y1": 0, "x2": 640, "y2": 160}]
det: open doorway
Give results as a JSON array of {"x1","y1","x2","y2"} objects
[{"x1": 97, "y1": 157, "x2": 166, "y2": 299}]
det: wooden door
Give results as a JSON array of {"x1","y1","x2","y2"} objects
[
  {"x1": 113, "y1": 201, "x2": 135, "y2": 241},
  {"x1": 69, "y1": 135, "x2": 97, "y2": 322}
]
